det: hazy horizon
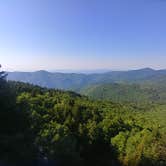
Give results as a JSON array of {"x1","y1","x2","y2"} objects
[{"x1": 4, "y1": 67, "x2": 166, "y2": 74}]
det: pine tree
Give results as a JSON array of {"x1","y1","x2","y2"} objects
[{"x1": 0, "y1": 64, "x2": 7, "y2": 80}]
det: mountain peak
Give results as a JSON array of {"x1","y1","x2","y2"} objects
[
  {"x1": 35, "y1": 70, "x2": 50, "y2": 74},
  {"x1": 142, "y1": 67, "x2": 154, "y2": 70},
  {"x1": 137, "y1": 68, "x2": 155, "y2": 72}
]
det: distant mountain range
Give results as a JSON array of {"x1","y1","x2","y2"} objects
[
  {"x1": 7, "y1": 68, "x2": 166, "y2": 103},
  {"x1": 7, "y1": 68, "x2": 166, "y2": 91}
]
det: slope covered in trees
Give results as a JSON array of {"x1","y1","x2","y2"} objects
[
  {"x1": 0, "y1": 70, "x2": 166, "y2": 165},
  {"x1": 81, "y1": 83, "x2": 166, "y2": 104}
]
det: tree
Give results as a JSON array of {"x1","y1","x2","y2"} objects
[
  {"x1": 0, "y1": 65, "x2": 37, "y2": 163},
  {"x1": 0, "y1": 64, "x2": 7, "y2": 81}
]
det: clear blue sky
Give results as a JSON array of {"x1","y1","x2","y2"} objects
[{"x1": 0, "y1": 0, "x2": 166, "y2": 71}]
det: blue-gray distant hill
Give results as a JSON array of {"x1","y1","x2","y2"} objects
[
  {"x1": 8, "y1": 70, "x2": 88, "y2": 91},
  {"x1": 7, "y1": 68, "x2": 166, "y2": 91},
  {"x1": 8, "y1": 68, "x2": 166, "y2": 98}
]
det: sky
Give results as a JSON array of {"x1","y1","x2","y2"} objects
[{"x1": 0, "y1": 0, "x2": 166, "y2": 71}]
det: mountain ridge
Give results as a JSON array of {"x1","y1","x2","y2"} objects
[{"x1": 7, "y1": 68, "x2": 166, "y2": 91}]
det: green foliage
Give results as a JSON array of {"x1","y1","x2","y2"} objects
[
  {"x1": 0, "y1": 71, "x2": 36, "y2": 162},
  {"x1": 81, "y1": 83, "x2": 166, "y2": 104},
  {"x1": 0, "y1": 80, "x2": 165, "y2": 166}
]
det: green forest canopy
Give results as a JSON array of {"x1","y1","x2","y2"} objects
[
  {"x1": 0, "y1": 70, "x2": 166, "y2": 166},
  {"x1": 80, "y1": 83, "x2": 166, "y2": 104}
]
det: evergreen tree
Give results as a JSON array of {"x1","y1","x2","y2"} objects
[{"x1": 0, "y1": 64, "x2": 7, "y2": 81}]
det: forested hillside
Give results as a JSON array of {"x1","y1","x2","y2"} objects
[
  {"x1": 81, "y1": 83, "x2": 166, "y2": 104},
  {"x1": 1, "y1": 70, "x2": 166, "y2": 166}
]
